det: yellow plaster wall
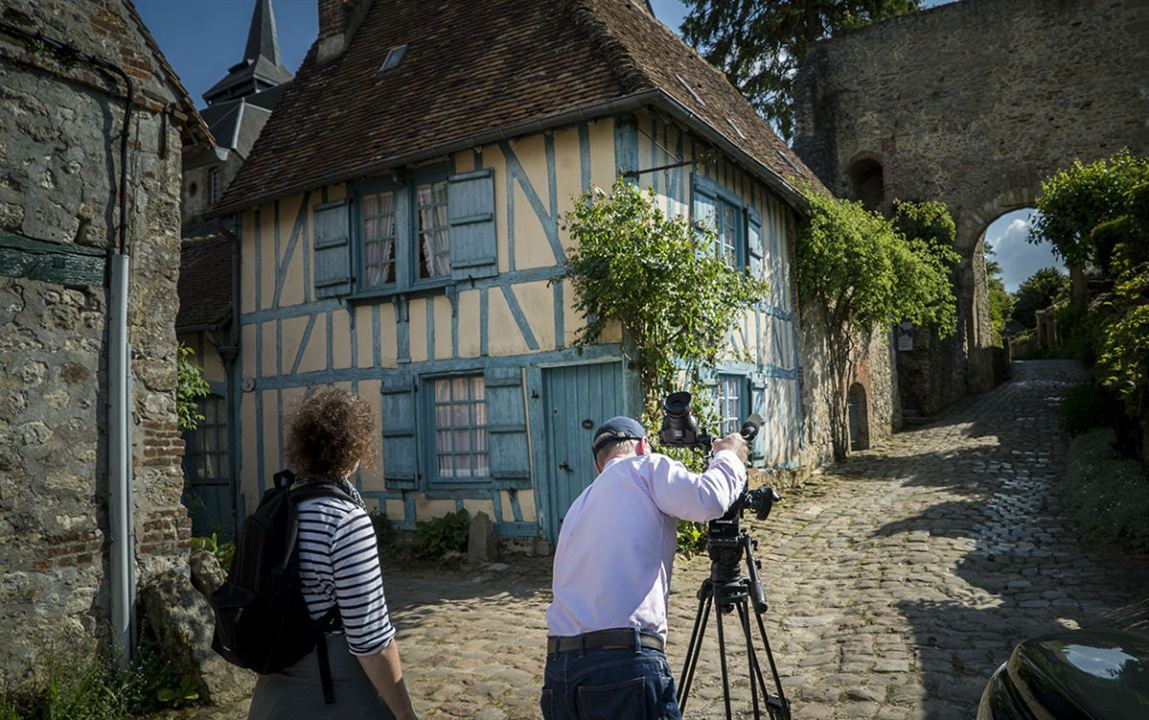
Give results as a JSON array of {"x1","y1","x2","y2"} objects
[
  {"x1": 454, "y1": 152, "x2": 475, "y2": 174},
  {"x1": 379, "y1": 306, "x2": 398, "y2": 368},
  {"x1": 488, "y1": 289, "x2": 531, "y2": 356},
  {"x1": 554, "y1": 125, "x2": 584, "y2": 216},
  {"x1": 587, "y1": 118, "x2": 617, "y2": 193},
  {"x1": 258, "y1": 205, "x2": 277, "y2": 312},
  {"x1": 331, "y1": 309, "x2": 352, "y2": 370},
  {"x1": 260, "y1": 322, "x2": 276, "y2": 378},
  {"x1": 408, "y1": 298, "x2": 428, "y2": 363},
  {"x1": 242, "y1": 325, "x2": 257, "y2": 379},
  {"x1": 354, "y1": 305, "x2": 374, "y2": 368},
  {"x1": 261, "y1": 389, "x2": 280, "y2": 474},
  {"x1": 461, "y1": 498, "x2": 495, "y2": 519},
  {"x1": 513, "y1": 182, "x2": 557, "y2": 270},
  {"x1": 276, "y1": 194, "x2": 306, "y2": 309},
  {"x1": 357, "y1": 378, "x2": 384, "y2": 491},
  {"x1": 433, "y1": 295, "x2": 452, "y2": 360},
  {"x1": 517, "y1": 490, "x2": 537, "y2": 523},
  {"x1": 384, "y1": 499, "x2": 405, "y2": 522},
  {"x1": 514, "y1": 280, "x2": 555, "y2": 351},
  {"x1": 299, "y1": 313, "x2": 329, "y2": 374},
  {"x1": 457, "y1": 289, "x2": 482, "y2": 357},
  {"x1": 241, "y1": 211, "x2": 257, "y2": 314}
]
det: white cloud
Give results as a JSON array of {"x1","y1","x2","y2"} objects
[{"x1": 985, "y1": 211, "x2": 1064, "y2": 293}]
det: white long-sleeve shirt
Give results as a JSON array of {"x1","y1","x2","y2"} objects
[{"x1": 545, "y1": 449, "x2": 746, "y2": 641}]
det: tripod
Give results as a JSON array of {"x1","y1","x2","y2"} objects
[{"x1": 677, "y1": 530, "x2": 790, "y2": 720}]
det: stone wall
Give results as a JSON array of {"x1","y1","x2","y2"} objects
[
  {"x1": 793, "y1": 0, "x2": 1148, "y2": 412},
  {"x1": 0, "y1": 0, "x2": 200, "y2": 680}
]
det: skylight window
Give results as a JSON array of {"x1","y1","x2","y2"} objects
[
  {"x1": 725, "y1": 116, "x2": 747, "y2": 140},
  {"x1": 379, "y1": 44, "x2": 408, "y2": 73},
  {"x1": 675, "y1": 73, "x2": 706, "y2": 106}
]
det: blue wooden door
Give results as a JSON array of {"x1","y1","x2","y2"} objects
[{"x1": 542, "y1": 362, "x2": 626, "y2": 542}]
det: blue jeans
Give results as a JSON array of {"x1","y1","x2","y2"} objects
[{"x1": 541, "y1": 644, "x2": 682, "y2": 720}]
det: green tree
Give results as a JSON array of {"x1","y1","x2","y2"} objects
[
  {"x1": 984, "y1": 252, "x2": 1014, "y2": 344},
  {"x1": 797, "y1": 190, "x2": 958, "y2": 459},
  {"x1": 1029, "y1": 149, "x2": 1149, "y2": 268},
  {"x1": 563, "y1": 178, "x2": 768, "y2": 422},
  {"x1": 177, "y1": 343, "x2": 210, "y2": 431},
  {"x1": 681, "y1": 0, "x2": 920, "y2": 140},
  {"x1": 1010, "y1": 267, "x2": 1069, "y2": 330}
]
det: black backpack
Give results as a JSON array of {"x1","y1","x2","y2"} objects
[{"x1": 210, "y1": 469, "x2": 353, "y2": 703}]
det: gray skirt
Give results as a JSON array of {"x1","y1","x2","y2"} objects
[{"x1": 247, "y1": 633, "x2": 395, "y2": 720}]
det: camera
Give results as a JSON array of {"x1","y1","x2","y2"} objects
[{"x1": 658, "y1": 391, "x2": 780, "y2": 572}]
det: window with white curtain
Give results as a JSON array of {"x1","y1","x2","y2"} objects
[
  {"x1": 431, "y1": 376, "x2": 489, "y2": 480},
  {"x1": 416, "y1": 180, "x2": 450, "y2": 280},
  {"x1": 361, "y1": 190, "x2": 396, "y2": 286}
]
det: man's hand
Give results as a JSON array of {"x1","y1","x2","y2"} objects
[{"x1": 711, "y1": 432, "x2": 748, "y2": 464}]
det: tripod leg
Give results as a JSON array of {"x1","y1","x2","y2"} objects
[
  {"x1": 677, "y1": 587, "x2": 713, "y2": 712},
  {"x1": 751, "y1": 605, "x2": 790, "y2": 720},
  {"x1": 736, "y1": 600, "x2": 764, "y2": 720},
  {"x1": 714, "y1": 600, "x2": 733, "y2": 720}
]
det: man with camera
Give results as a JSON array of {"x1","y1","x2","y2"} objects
[{"x1": 541, "y1": 415, "x2": 749, "y2": 720}]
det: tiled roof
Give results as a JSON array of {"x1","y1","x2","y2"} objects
[
  {"x1": 217, "y1": 0, "x2": 820, "y2": 213},
  {"x1": 177, "y1": 230, "x2": 232, "y2": 331}
]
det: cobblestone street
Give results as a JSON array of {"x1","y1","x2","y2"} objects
[{"x1": 190, "y1": 360, "x2": 1149, "y2": 719}]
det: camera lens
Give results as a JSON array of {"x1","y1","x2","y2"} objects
[{"x1": 663, "y1": 391, "x2": 691, "y2": 417}]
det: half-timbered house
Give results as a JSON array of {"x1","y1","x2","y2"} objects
[{"x1": 210, "y1": 0, "x2": 835, "y2": 545}]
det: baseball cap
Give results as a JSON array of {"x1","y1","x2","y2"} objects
[{"x1": 591, "y1": 416, "x2": 647, "y2": 456}]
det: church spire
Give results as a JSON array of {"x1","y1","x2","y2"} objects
[
  {"x1": 243, "y1": 0, "x2": 283, "y2": 69},
  {"x1": 202, "y1": 0, "x2": 293, "y2": 106}
]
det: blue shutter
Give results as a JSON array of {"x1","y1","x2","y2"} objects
[
  {"x1": 484, "y1": 367, "x2": 531, "y2": 488},
  {"x1": 748, "y1": 208, "x2": 764, "y2": 278},
  {"x1": 448, "y1": 169, "x2": 497, "y2": 280},
  {"x1": 313, "y1": 200, "x2": 352, "y2": 297},
  {"x1": 381, "y1": 375, "x2": 418, "y2": 490}
]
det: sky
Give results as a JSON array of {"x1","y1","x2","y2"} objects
[{"x1": 135, "y1": 0, "x2": 1058, "y2": 292}]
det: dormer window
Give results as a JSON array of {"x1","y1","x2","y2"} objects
[{"x1": 379, "y1": 45, "x2": 408, "y2": 73}]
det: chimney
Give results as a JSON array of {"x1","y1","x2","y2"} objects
[{"x1": 318, "y1": 0, "x2": 369, "y2": 63}]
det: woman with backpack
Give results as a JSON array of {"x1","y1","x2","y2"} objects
[{"x1": 247, "y1": 387, "x2": 418, "y2": 720}]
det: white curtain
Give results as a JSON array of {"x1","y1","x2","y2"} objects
[{"x1": 417, "y1": 182, "x2": 450, "y2": 278}]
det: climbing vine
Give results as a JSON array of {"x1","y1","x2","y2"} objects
[
  {"x1": 562, "y1": 178, "x2": 768, "y2": 425},
  {"x1": 176, "y1": 343, "x2": 210, "y2": 432},
  {"x1": 797, "y1": 189, "x2": 959, "y2": 460}
]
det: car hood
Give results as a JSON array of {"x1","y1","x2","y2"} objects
[{"x1": 1003, "y1": 628, "x2": 1149, "y2": 718}]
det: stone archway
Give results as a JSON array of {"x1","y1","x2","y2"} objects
[{"x1": 794, "y1": 0, "x2": 1147, "y2": 413}]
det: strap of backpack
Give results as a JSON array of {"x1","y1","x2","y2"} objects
[{"x1": 315, "y1": 605, "x2": 341, "y2": 704}]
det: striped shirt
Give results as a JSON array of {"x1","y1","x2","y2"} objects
[{"x1": 297, "y1": 496, "x2": 395, "y2": 656}]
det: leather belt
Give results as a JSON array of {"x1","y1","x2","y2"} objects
[{"x1": 546, "y1": 628, "x2": 665, "y2": 654}]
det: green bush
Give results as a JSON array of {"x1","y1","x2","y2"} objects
[
  {"x1": 1060, "y1": 381, "x2": 1123, "y2": 437},
  {"x1": 0, "y1": 628, "x2": 202, "y2": 719},
  {"x1": 190, "y1": 532, "x2": 234, "y2": 570},
  {"x1": 1064, "y1": 428, "x2": 1149, "y2": 552},
  {"x1": 412, "y1": 509, "x2": 469, "y2": 559},
  {"x1": 1055, "y1": 298, "x2": 1107, "y2": 367},
  {"x1": 676, "y1": 520, "x2": 707, "y2": 557}
]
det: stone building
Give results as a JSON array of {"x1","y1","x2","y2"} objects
[
  {"x1": 793, "y1": 0, "x2": 1148, "y2": 417},
  {"x1": 0, "y1": 0, "x2": 236, "y2": 694}
]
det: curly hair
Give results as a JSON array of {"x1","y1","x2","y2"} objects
[{"x1": 284, "y1": 387, "x2": 375, "y2": 478}]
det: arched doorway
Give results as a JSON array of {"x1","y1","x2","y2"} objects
[
  {"x1": 847, "y1": 383, "x2": 869, "y2": 451},
  {"x1": 846, "y1": 156, "x2": 884, "y2": 212},
  {"x1": 979, "y1": 207, "x2": 1067, "y2": 355}
]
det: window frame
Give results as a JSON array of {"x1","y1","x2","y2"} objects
[
  {"x1": 712, "y1": 373, "x2": 749, "y2": 437},
  {"x1": 422, "y1": 373, "x2": 491, "y2": 488},
  {"x1": 691, "y1": 174, "x2": 747, "y2": 269}
]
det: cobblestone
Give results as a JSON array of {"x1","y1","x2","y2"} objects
[{"x1": 171, "y1": 361, "x2": 1148, "y2": 720}]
